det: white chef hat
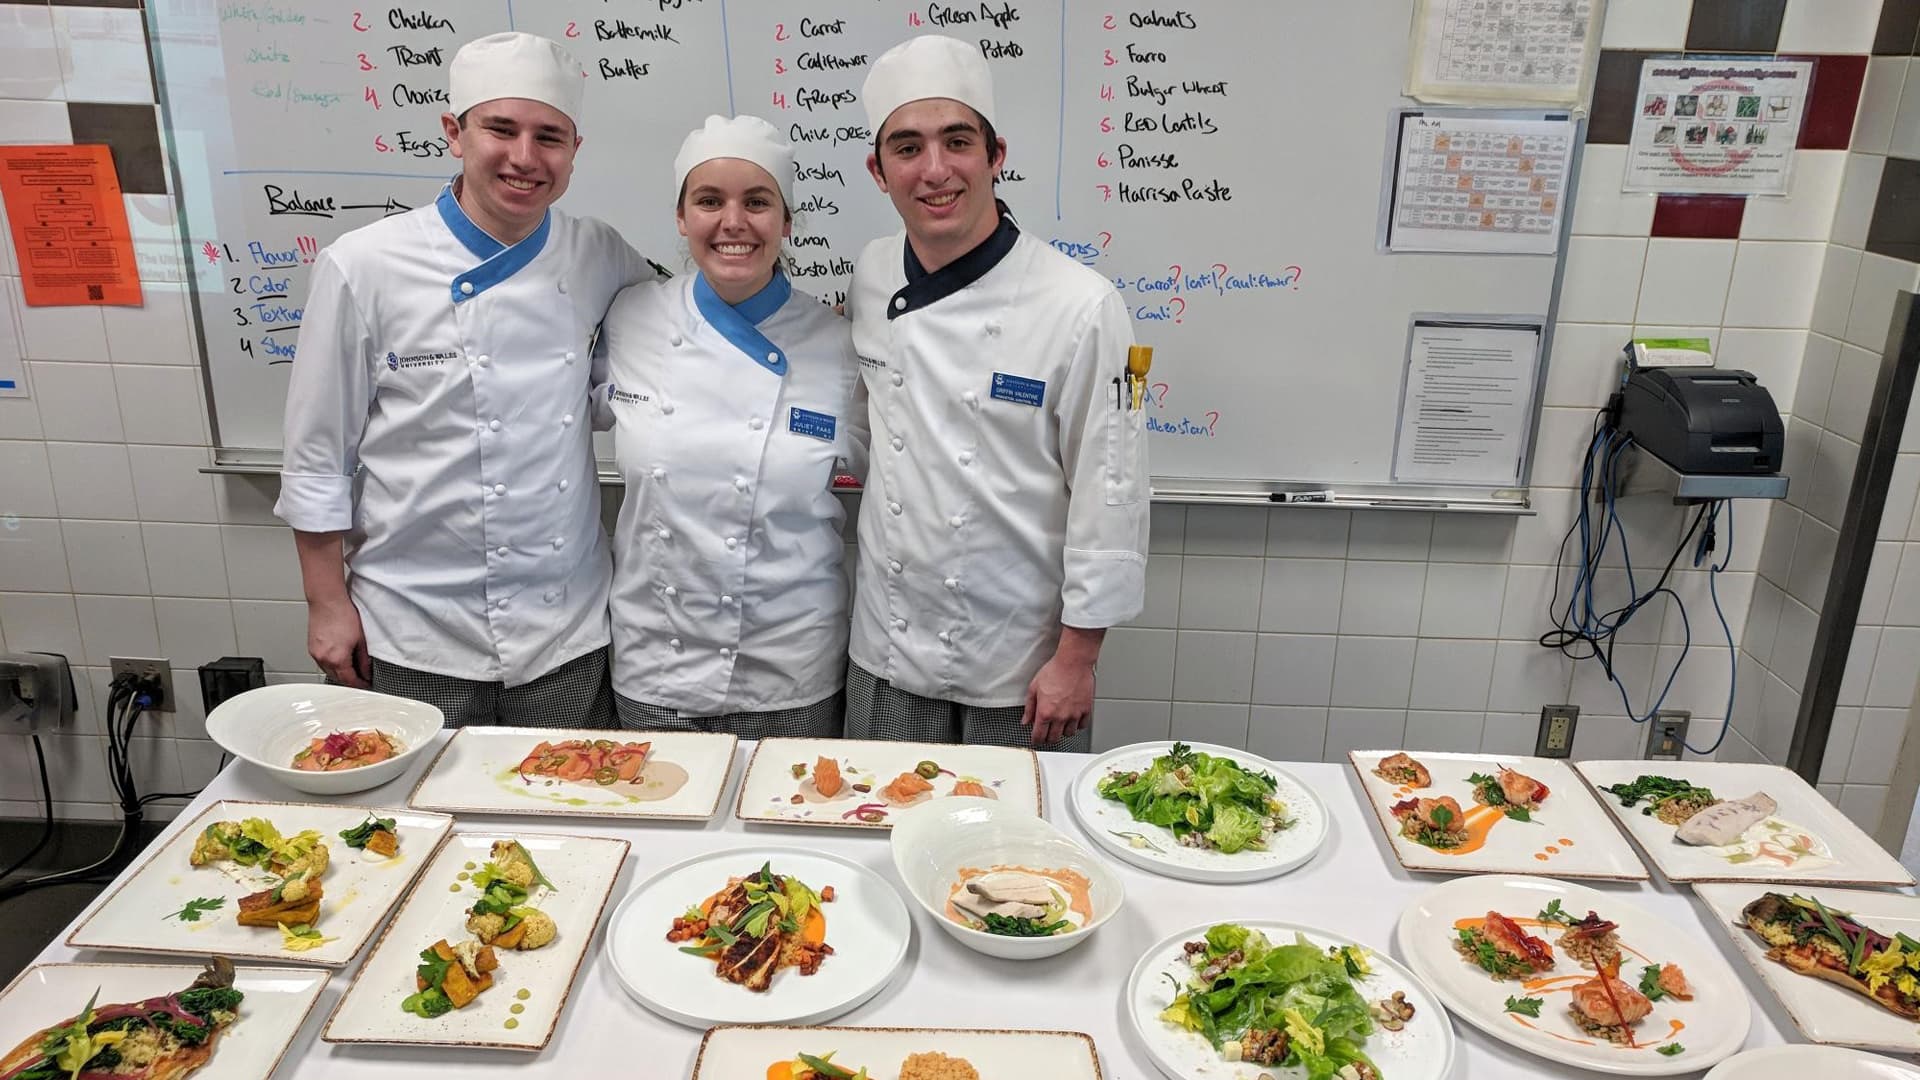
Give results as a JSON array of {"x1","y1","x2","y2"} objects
[
  {"x1": 861, "y1": 35, "x2": 996, "y2": 136},
  {"x1": 448, "y1": 32, "x2": 586, "y2": 129},
  {"x1": 674, "y1": 114, "x2": 795, "y2": 210}
]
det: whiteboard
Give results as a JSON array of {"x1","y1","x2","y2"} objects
[{"x1": 151, "y1": 0, "x2": 1575, "y2": 502}]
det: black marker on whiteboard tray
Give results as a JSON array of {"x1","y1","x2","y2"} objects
[{"x1": 1272, "y1": 491, "x2": 1334, "y2": 503}]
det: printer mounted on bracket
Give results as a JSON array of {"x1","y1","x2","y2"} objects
[{"x1": 1614, "y1": 367, "x2": 1784, "y2": 476}]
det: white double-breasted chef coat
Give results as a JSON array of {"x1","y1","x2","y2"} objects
[
  {"x1": 848, "y1": 213, "x2": 1149, "y2": 708},
  {"x1": 594, "y1": 272, "x2": 866, "y2": 715},
  {"x1": 276, "y1": 183, "x2": 658, "y2": 687}
]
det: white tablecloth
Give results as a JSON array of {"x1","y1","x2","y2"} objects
[{"x1": 25, "y1": 737, "x2": 1805, "y2": 1079}]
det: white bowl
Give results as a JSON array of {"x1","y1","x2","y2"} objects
[
  {"x1": 205, "y1": 684, "x2": 443, "y2": 795},
  {"x1": 888, "y1": 797, "x2": 1124, "y2": 960}
]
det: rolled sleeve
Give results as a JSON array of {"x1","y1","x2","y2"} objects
[
  {"x1": 1056, "y1": 289, "x2": 1149, "y2": 628},
  {"x1": 274, "y1": 249, "x2": 373, "y2": 533}
]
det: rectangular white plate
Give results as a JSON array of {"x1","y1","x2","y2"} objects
[
  {"x1": 693, "y1": 1025, "x2": 1103, "y2": 1079},
  {"x1": 67, "y1": 800, "x2": 454, "y2": 967},
  {"x1": 1575, "y1": 761, "x2": 1914, "y2": 885},
  {"x1": 407, "y1": 727, "x2": 736, "y2": 820},
  {"x1": 322, "y1": 830, "x2": 628, "y2": 1050},
  {"x1": 0, "y1": 962, "x2": 328, "y2": 1080},
  {"x1": 735, "y1": 738, "x2": 1042, "y2": 830},
  {"x1": 1349, "y1": 751, "x2": 1649, "y2": 880},
  {"x1": 1695, "y1": 883, "x2": 1920, "y2": 1052}
]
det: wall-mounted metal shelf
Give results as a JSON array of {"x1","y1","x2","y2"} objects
[{"x1": 1613, "y1": 444, "x2": 1789, "y2": 504}]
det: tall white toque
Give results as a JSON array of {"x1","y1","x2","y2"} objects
[
  {"x1": 448, "y1": 32, "x2": 587, "y2": 128},
  {"x1": 861, "y1": 35, "x2": 996, "y2": 136},
  {"x1": 674, "y1": 114, "x2": 796, "y2": 209}
]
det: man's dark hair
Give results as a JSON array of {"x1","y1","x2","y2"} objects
[{"x1": 872, "y1": 107, "x2": 1002, "y2": 182}]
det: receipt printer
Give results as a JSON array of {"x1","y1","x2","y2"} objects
[{"x1": 1616, "y1": 368, "x2": 1784, "y2": 475}]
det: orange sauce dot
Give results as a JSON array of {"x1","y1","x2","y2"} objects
[
  {"x1": 1559, "y1": 838, "x2": 1574, "y2": 846},
  {"x1": 1534, "y1": 853, "x2": 1549, "y2": 861},
  {"x1": 1545, "y1": 845, "x2": 1560, "y2": 854}
]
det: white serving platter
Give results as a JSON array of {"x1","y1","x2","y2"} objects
[
  {"x1": 1695, "y1": 882, "x2": 1920, "y2": 1053},
  {"x1": 1396, "y1": 874, "x2": 1750, "y2": 1075},
  {"x1": 1069, "y1": 740, "x2": 1329, "y2": 883},
  {"x1": 1126, "y1": 918, "x2": 1454, "y2": 1080},
  {"x1": 734, "y1": 737, "x2": 1041, "y2": 830},
  {"x1": 1350, "y1": 751, "x2": 1649, "y2": 880},
  {"x1": 407, "y1": 726, "x2": 736, "y2": 820},
  {"x1": 322, "y1": 830, "x2": 629, "y2": 1050},
  {"x1": 0, "y1": 962, "x2": 328, "y2": 1080},
  {"x1": 603, "y1": 846, "x2": 911, "y2": 1029},
  {"x1": 1576, "y1": 760, "x2": 1914, "y2": 886},
  {"x1": 67, "y1": 800, "x2": 453, "y2": 967},
  {"x1": 692, "y1": 1025, "x2": 1102, "y2": 1079},
  {"x1": 1705, "y1": 1045, "x2": 1920, "y2": 1078}
]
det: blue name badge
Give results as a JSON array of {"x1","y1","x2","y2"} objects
[
  {"x1": 990, "y1": 371, "x2": 1046, "y2": 407},
  {"x1": 789, "y1": 407, "x2": 837, "y2": 442}
]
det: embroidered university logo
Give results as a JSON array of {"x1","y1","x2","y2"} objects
[
  {"x1": 383, "y1": 348, "x2": 458, "y2": 371},
  {"x1": 607, "y1": 382, "x2": 649, "y2": 405}
]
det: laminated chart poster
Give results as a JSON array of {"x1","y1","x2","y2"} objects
[
  {"x1": 1388, "y1": 113, "x2": 1576, "y2": 255},
  {"x1": 1406, "y1": 0, "x2": 1601, "y2": 105},
  {"x1": 1625, "y1": 58, "x2": 1813, "y2": 195},
  {"x1": 0, "y1": 144, "x2": 142, "y2": 307}
]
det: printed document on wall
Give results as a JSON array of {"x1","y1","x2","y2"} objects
[
  {"x1": 1624, "y1": 58, "x2": 1813, "y2": 194},
  {"x1": 1406, "y1": 0, "x2": 1600, "y2": 105},
  {"x1": 0, "y1": 144, "x2": 142, "y2": 306},
  {"x1": 1393, "y1": 318, "x2": 1542, "y2": 486},
  {"x1": 1388, "y1": 113, "x2": 1576, "y2": 254}
]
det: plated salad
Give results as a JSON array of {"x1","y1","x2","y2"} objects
[
  {"x1": 1160, "y1": 924, "x2": 1392, "y2": 1079},
  {"x1": 1097, "y1": 743, "x2": 1294, "y2": 854}
]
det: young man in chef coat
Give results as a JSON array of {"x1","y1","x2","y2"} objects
[
  {"x1": 843, "y1": 35, "x2": 1149, "y2": 751},
  {"x1": 275, "y1": 32, "x2": 661, "y2": 727}
]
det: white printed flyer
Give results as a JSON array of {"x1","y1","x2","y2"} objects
[{"x1": 1624, "y1": 58, "x2": 1813, "y2": 195}]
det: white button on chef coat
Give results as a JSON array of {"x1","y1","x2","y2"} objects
[
  {"x1": 891, "y1": 436, "x2": 905, "y2": 451},
  {"x1": 275, "y1": 192, "x2": 661, "y2": 686},
  {"x1": 562, "y1": 414, "x2": 574, "y2": 426},
  {"x1": 565, "y1": 351, "x2": 576, "y2": 364},
  {"x1": 597, "y1": 274, "x2": 869, "y2": 715},
  {"x1": 888, "y1": 560, "x2": 903, "y2": 574},
  {"x1": 847, "y1": 228, "x2": 1148, "y2": 707},
  {"x1": 652, "y1": 467, "x2": 666, "y2": 480},
  {"x1": 552, "y1": 537, "x2": 565, "y2": 549},
  {"x1": 489, "y1": 418, "x2": 502, "y2": 431},
  {"x1": 891, "y1": 373, "x2": 904, "y2": 387},
  {"x1": 663, "y1": 585, "x2": 678, "y2": 598},
  {"x1": 496, "y1": 545, "x2": 509, "y2": 557}
]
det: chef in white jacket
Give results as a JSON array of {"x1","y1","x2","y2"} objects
[
  {"x1": 594, "y1": 115, "x2": 866, "y2": 736},
  {"x1": 844, "y1": 36, "x2": 1149, "y2": 751},
  {"x1": 275, "y1": 32, "x2": 660, "y2": 727}
]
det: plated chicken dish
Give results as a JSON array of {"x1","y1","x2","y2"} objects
[{"x1": 667, "y1": 863, "x2": 835, "y2": 993}]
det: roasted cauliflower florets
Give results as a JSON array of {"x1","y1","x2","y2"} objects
[
  {"x1": 514, "y1": 909, "x2": 556, "y2": 950},
  {"x1": 466, "y1": 911, "x2": 507, "y2": 943},
  {"x1": 190, "y1": 821, "x2": 241, "y2": 866}
]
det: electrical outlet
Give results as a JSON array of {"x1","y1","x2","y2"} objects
[
  {"x1": 1535, "y1": 705, "x2": 1579, "y2": 758},
  {"x1": 110, "y1": 657, "x2": 175, "y2": 713},
  {"x1": 1647, "y1": 710, "x2": 1691, "y2": 760}
]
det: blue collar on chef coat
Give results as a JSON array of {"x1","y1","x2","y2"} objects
[
  {"x1": 435, "y1": 181, "x2": 551, "y2": 304},
  {"x1": 889, "y1": 200, "x2": 1020, "y2": 320},
  {"x1": 693, "y1": 270, "x2": 792, "y2": 376}
]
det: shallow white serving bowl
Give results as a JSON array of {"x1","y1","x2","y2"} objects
[
  {"x1": 206, "y1": 683, "x2": 444, "y2": 795},
  {"x1": 889, "y1": 796, "x2": 1124, "y2": 960}
]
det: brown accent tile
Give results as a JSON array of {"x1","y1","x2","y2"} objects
[
  {"x1": 1867, "y1": 156, "x2": 1920, "y2": 262},
  {"x1": 1685, "y1": 0, "x2": 1787, "y2": 53},
  {"x1": 48, "y1": 0, "x2": 141, "y2": 7},
  {"x1": 65, "y1": 102, "x2": 164, "y2": 195},
  {"x1": 1590, "y1": 49, "x2": 1661, "y2": 145},
  {"x1": 1784, "y1": 54, "x2": 1869, "y2": 151},
  {"x1": 1651, "y1": 195, "x2": 1747, "y2": 239},
  {"x1": 1876, "y1": 0, "x2": 1920, "y2": 54}
]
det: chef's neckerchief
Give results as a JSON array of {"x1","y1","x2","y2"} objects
[
  {"x1": 693, "y1": 268, "x2": 793, "y2": 376},
  {"x1": 887, "y1": 200, "x2": 1020, "y2": 320},
  {"x1": 436, "y1": 180, "x2": 553, "y2": 304}
]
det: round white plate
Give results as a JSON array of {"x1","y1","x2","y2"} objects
[
  {"x1": 1396, "y1": 874, "x2": 1750, "y2": 1076},
  {"x1": 1706, "y1": 1046, "x2": 1920, "y2": 1079},
  {"x1": 603, "y1": 845, "x2": 911, "y2": 1029},
  {"x1": 1069, "y1": 741, "x2": 1328, "y2": 883},
  {"x1": 1125, "y1": 919, "x2": 1454, "y2": 1080}
]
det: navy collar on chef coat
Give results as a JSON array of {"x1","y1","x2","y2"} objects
[
  {"x1": 693, "y1": 270, "x2": 792, "y2": 376},
  {"x1": 436, "y1": 180, "x2": 551, "y2": 304},
  {"x1": 887, "y1": 200, "x2": 1020, "y2": 320}
]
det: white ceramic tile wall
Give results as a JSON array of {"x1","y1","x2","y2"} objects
[{"x1": 0, "y1": 0, "x2": 1911, "y2": 832}]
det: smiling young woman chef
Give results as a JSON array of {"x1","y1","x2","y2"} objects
[
  {"x1": 277, "y1": 33, "x2": 663, "y2": 727},
  {"x1": 594, "y1": 115, "x2": 867, "y2": 736}
]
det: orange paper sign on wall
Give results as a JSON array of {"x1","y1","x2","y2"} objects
[{"x1": 0, "y1": 144, "x2": 142, "y2": 306}]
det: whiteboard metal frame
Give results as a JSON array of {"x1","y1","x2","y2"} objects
[{"x1": 177, "y1": 27, "x2": 1583, "y2": 516}]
